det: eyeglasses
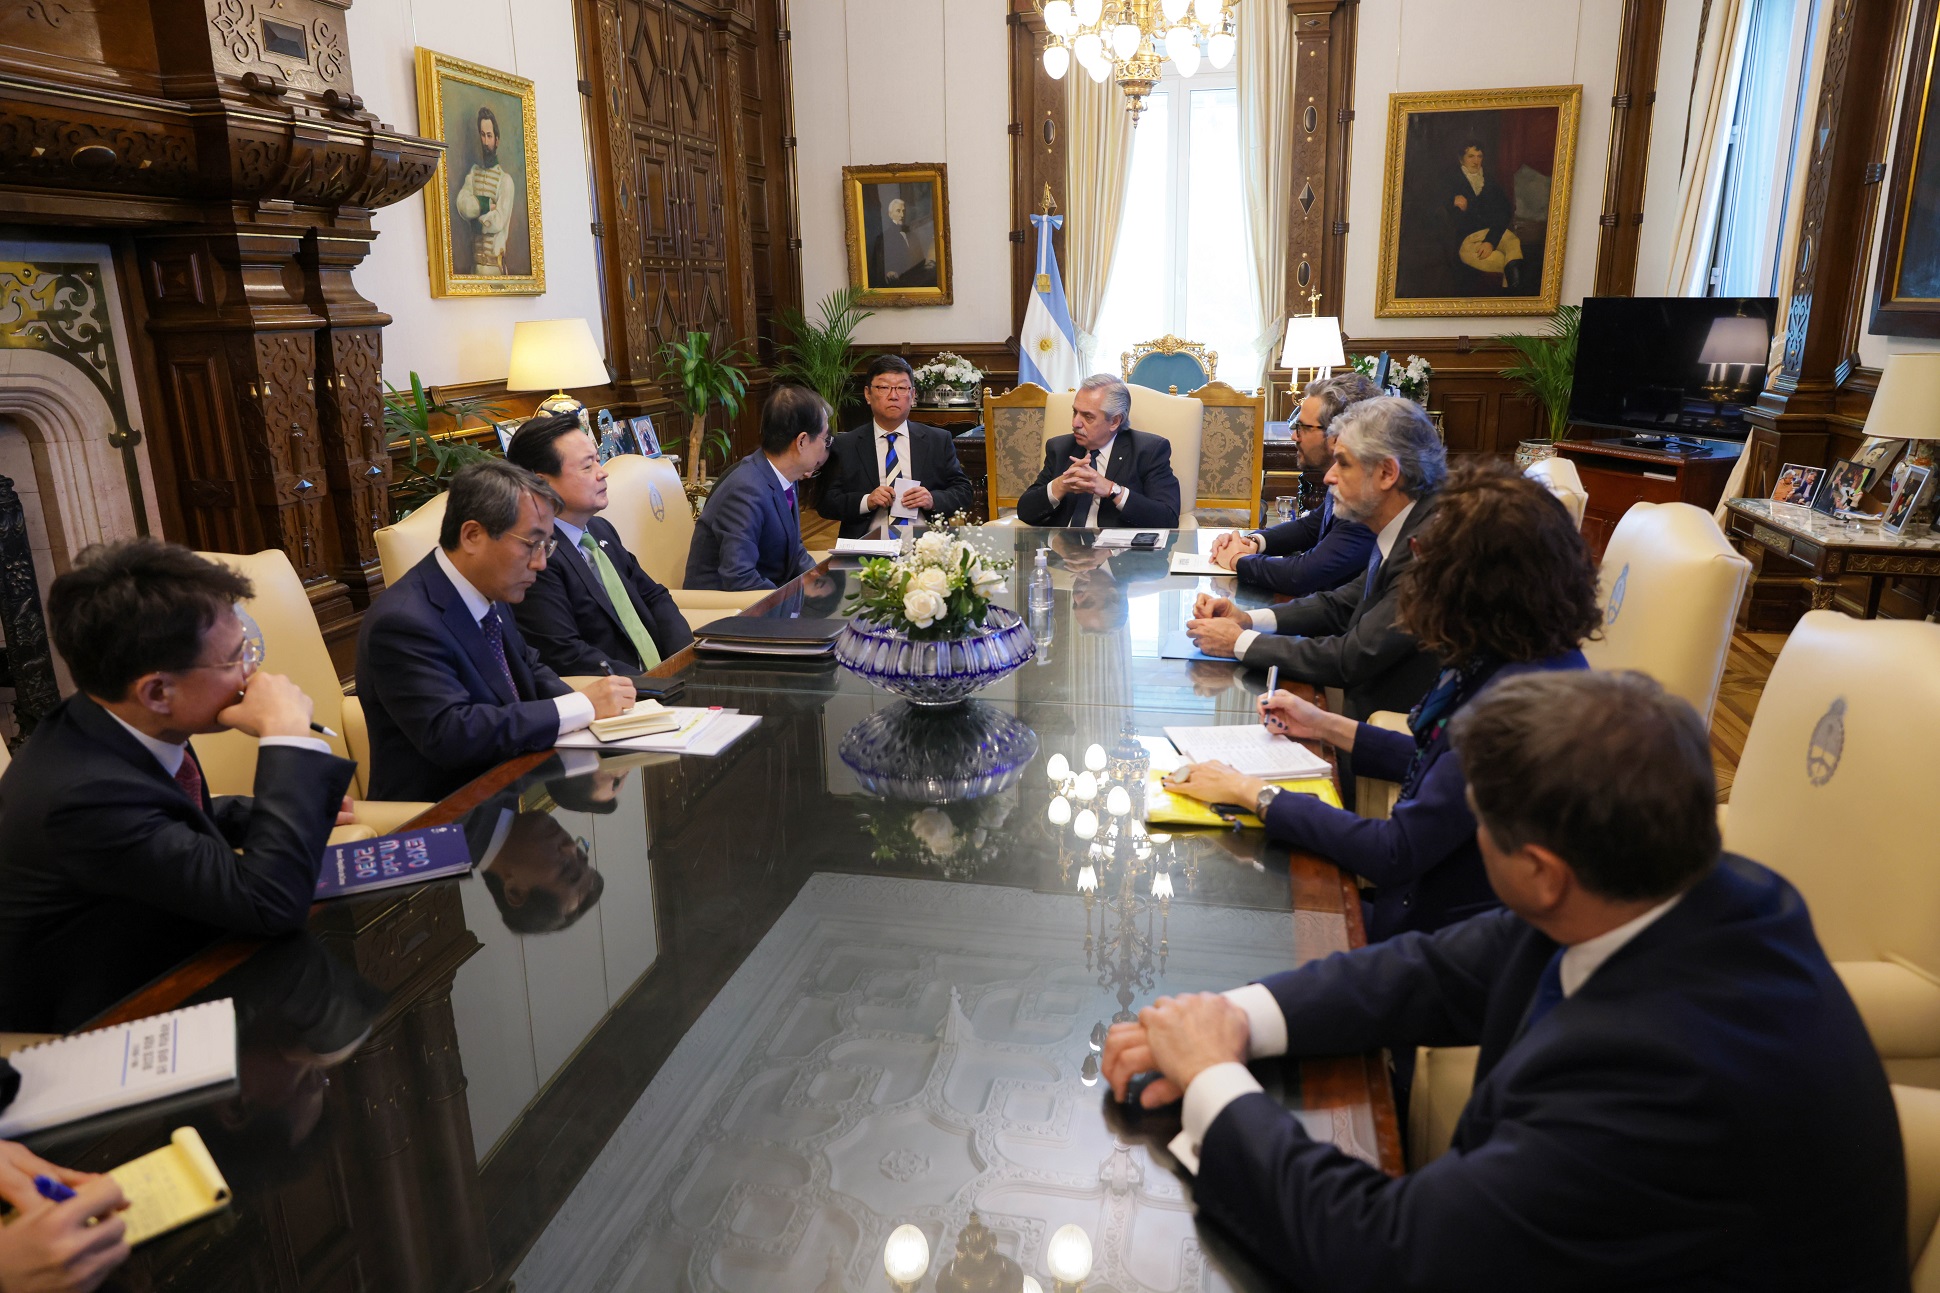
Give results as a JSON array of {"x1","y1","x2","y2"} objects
[
  {"x1": 179, "y1": 605, "x2": 265, "y2": 678},
  {"x1": 1294, "y1": 419, "x2": 1326, "y2": 432},
  {"x1": 869, "y1": 384, "x2": 914, "y2": 396},
  {"x1": 509, "y1": 532, "x2": 559, "y2": 560}
]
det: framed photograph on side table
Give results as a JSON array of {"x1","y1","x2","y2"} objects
[
  {"x1": 1883, "y1": 464, "x2": 1935, "y2": 536},
  {"x1": 1814, "y1": 458, "x2": 1874, "y2": 515},
  {"x1": 628, "y1": 415, "x2": 661, "y2": 456},
  {"x1": 1770, "y1": 462, "x2": 1825, "y2": 507}
]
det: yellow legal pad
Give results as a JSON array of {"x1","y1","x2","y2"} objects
[
  {"x1": 1144, "y1": 773, "x2": 1341, "y2": 829},
  {"x1": 107, "y1": 1126, "x2": 232, "y2": 1246}
]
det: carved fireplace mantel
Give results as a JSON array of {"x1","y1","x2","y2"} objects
[{"x1": 0, "y1": 0, "x2": 441, "y2": 647}]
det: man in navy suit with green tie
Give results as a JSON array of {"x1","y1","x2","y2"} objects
[{"x1": 505, "y1": 411, "x2": 693, "y2": 678}]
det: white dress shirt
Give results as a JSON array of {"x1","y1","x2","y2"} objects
[
  {"x1": 553, "y1": 516, "x2": 596, "y2": 570},
  {"x1": 859, "y1": 420, "x2": 912, "y2": 528},
  {"x1": 107, "y1": 711, "x2": 328, "y2": 779},
  {"x1": 434, "y1": 548, "x2": 595, "y2": 735},
  {"x1": 1168, "y1": 889, "x2": 1689, "y2": 1173},
  {"x1": 1235, "y1": 499, "x2": 1417, "y2": 660}
]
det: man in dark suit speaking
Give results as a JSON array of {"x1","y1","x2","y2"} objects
[
  {"x1": 505, "y1": 411, "x2": 693, "y2": 677},
  {"x1": 685, "y1": 385, "x2": 829, "y2": 591},
  {"x1": 1016, "y1": 373, "x2": 1181, "y2": 528},
  {"x1": 817, "y1": 355, "x2": 976, "y2": 538},
  {"x1": 357, "y1": 461, "x2": 635, "y2": 803},
  {"x1": 1105, "y1": 671, "x2": 1905, "y2": 1291},
  {"x1": 0, "y1": 539, "x2": 356, "y2": 1030}
]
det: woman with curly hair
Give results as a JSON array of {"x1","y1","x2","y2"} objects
[{"x1": 1165, "y1": 461, "x2": 1602, "y2": 944}]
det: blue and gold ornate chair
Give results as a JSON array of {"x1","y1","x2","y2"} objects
[{"x1": 1122, "y1": 335, "x2": 1216, "y2": 394}]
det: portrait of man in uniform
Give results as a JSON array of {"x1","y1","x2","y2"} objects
[{"x1": 417, "y1": 48, "x2": 545, "y2": 295}]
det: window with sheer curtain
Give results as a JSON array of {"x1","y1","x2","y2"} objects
[
  {"x1": 1702, "y1": 0, "x2": 1818, "y2": 296},
  {"x1": 1090, "y1": 68, "x2": 1261, "y2": 389}
]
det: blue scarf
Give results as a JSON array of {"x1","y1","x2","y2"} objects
[{"x1": 1402, "y1": 656, "x2": 1501, "y2": 793}]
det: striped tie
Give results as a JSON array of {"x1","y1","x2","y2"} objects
[{"x1": 883, "y1": 431, "x2": 901, "y2": 482}]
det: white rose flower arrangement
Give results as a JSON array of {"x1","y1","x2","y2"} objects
[
  {"x1": 912, "y1": 351, "x2": 985, "y2": 400},
  {"x1": 846, "y1": 519, "x2": 1016, "y2": 640}
]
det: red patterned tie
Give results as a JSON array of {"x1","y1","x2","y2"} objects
[{"x1": 173, "y1": 747, "x2": 204, "y2": 808}]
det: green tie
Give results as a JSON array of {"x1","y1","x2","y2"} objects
[{"x1": 579, "y1": 532, "x2": 661, "y2": 670}]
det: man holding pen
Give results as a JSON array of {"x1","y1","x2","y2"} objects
[{"x1": 0, "y1": 1139, "x2": 128, "y2": 1291}]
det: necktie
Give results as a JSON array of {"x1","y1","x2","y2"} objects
[
  {"x1": 1071, "y1": 449, "x2": 1105, "y2": 528},
  {"x1": 883, "y1": 432, "x2": 902, "y2": 482},
  {"x1": 1364, "y1": 542, "x2": 1383, "y2": 590},
  {"x1": 173, "y1": 747, "x2": 205, "y2": 808},
  {"x1": 784, "y1": 483, "x2": 798, "y2": 515},
  {"x1": 580, "y1": 533, "x2": 661, "y2": 670},
  {"x1": 1520, "y1": 948, "x2": 1568, "y2": 1035},
  {"x1": 478, "y1": 608, "x2": 521, "y2": 699}
]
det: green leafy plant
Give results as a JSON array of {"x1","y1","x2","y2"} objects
[
  {"x1": 1497, "y1": 305, "x2": 1582, "y2": 441},
  {"x1": 382, "y1": 373, "x2": 507, "y2": 521},
  {"x1": 657, "y1": 331, "x2": 750, "y2": 486},
  {"x1": 774, "y1": 287, "x2": 874, "y2": 422}
]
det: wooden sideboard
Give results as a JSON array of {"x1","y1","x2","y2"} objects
[{"x1": 1557, "y1": 437, "x2": 1744, "y2": 561}]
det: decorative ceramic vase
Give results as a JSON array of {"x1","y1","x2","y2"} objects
[
  {"x1": 834, "y1": 606, "x2": 1036, "y2": 707},
  {"x1": 1516, "y1": 439, "x2": 1558, "y2": 469},
  {"x1": 926, "y1": 386, "x2": 977, "y2": 407}
]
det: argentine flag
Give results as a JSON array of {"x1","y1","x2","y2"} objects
[{"x1": 1019, "y1": 213, "x2": 1081, "y2": 392}]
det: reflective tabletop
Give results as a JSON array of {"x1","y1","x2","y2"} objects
[{"x1": 66, "y1": 527, "x2": 1397, "y2": 1293}]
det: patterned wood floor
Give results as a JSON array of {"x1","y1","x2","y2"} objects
[{"x1": 806, "y1": 511, "x2": 1784, "y2": 796}]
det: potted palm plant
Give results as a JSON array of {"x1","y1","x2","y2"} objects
[
  {"x1": 774, "y1": 287, "x2": 873, "y2": 425},
  {"x1": 1498, "y1": 304, "x2": 1581, "y2": 467},
  {"x1": 657, "y1": 331, "x2": 750, "y2": 501},
  {"x1": 382, "y1": 373, "x2": 507, "y2": 521}
]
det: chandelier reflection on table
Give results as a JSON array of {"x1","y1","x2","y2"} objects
[
  {"x1": 1045, "y1": 725, "x2": 1197, "y2": 1087},
  {"x1": 1038, "y1": 0, "x2": 1238, "y2": 123}
]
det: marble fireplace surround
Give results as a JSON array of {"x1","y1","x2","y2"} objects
[{"x1": 516, "y1": 873, "x2": 1367, "y2": 1293}]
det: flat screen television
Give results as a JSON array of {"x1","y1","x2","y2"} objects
[{"x1": 1567, "y1": 296, "x2": 1779, "y2": 442}]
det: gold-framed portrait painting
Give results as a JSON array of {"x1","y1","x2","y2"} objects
[
  {"x1": 843, "y1": 163, "x2": 952, "y2": 307},
  {"x1": 415, "y1": 48, "x2": 545, "y2": 297},
  {"x1": 1376, "y1": 85, "x2": 1582, "y2": 318}
]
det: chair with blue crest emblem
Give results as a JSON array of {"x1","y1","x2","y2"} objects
[{"x1": 1122, "y1": 335, "x2": 1216, "y2": 394}]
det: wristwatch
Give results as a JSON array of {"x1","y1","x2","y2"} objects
[
  {"x1": 1112, "y1": 483, "x2": 1129, "y2": 507},
  {"x1": 1254, "y1": 784, "x2": 1283, "y2": 820}
]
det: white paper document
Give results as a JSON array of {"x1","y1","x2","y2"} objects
[
  {"x1": 1092, "y1": 529, "x2": 1153, "y2": 549},
  {"x1": 1162, "y1": 723, "x2": 1332, "y2": 779},
  {"x1": 890, "y1": 477, "x2": 923, "y2": 520},
  {"x1": 832, "y1": 537, "x2": 902, "y2": 556},
  {"x1": 0, "y1": 999, "x2": 237, "y2": 1137},
  {"x1": 1168, "y1": 528, "x2": 1238, "y2": 575},
  {"x1": 556, "y1": 707, "x2": 756, "y2": 755}
]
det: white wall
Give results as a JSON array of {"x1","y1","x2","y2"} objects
[
  {"x1": 792, "y1": 0, "x2": 1012, "y2": 345},
  {"x1": 1342, "y1": 0, "x2": 1625, "y2": 339},
  {"x1": 346, "y1": 0, "x2": 606, "y2": 387}
]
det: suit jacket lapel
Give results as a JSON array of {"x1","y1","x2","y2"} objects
[
  {"x1": 558, "y1": 521, "x2": 626, "y2": 632},
  {"x1": 423, "y1": 558, "x2": 518, "y2": 705},
  {"x1": 764, "y1": 460, "x2": 801, "y2": 550},
  {"x1": 70, "y1": 693, "x2": 197, "y2": 803},
  {"x1": 906, "y1": 424, "x2": 930, "y2": 486},
  {"x1": 1105, "y1": 430, "x2": 1137, "y2": 487}
]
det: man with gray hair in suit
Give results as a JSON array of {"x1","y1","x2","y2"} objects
[
  {"x1": 1016, "y1": 373, "x2": 1182, "y2": 528},
  {"x1": 1188, "y1": 396, "x2": 1446, "y2": 723}
]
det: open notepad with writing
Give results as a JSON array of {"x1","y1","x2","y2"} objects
[
  {"x1": 0, "y1": 1000, "x2": 237, "y2": 1138},
  {"x1": 109, "y1": 1126, "x2": 233, "y2": 1245}
]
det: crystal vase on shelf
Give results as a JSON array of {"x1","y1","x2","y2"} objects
[{"x1": 834, "y1": 606, "x2": 1036, "y2": 707}]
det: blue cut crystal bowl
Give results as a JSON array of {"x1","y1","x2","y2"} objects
[
  {"x1": 838, "y1": 700, "x2": 1041, "y2": 803},
  {"x1": 833, "y1": 606, "x2": 1037, "y2": 707}
]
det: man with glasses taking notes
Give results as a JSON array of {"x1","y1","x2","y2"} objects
[
  {"x1": 357, "y1": 460, "x2": 635, "y2": 803},
  {"x1": 0, "y1": 539, "x2": 359, "y2": 1031},
  {"x1": 817, "y1": 355, "x2": 976, "y2": 539}
]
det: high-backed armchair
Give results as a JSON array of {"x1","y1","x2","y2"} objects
[
  {"x1": 1581, "y1": 502, "x2": 1750, "y2": 725},
  {"x1": 1122, "y1": 334, "x2": 1216, "y2": 393},
  {"x1": 1723, "y1": 611, "x2": 1940, "y2": 1087},
  {"x1": 1524, "y1": 456, "x2": 1588, "y2": 530},
  {"x1": 375, "y1": 494, "x2": 446, "y2": 590},
  {"x1": 1898, "y1": 1084, "x2": 1940, "y2": 1287},
  {"x1": 601, "y1": 454, "x2": 764, "y2": 627},
  {"x1": 1193, "y1": 381, "x2": 1265, "y2": 517},
  {"x1": 981, "y1": 382, "x2": 1202, "y2": 524},
  {"x1": 191, "y1": 549, "x2": 432, "y2": 838}
]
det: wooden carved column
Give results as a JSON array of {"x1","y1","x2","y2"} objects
[
  {"x1": 1592, "y1": 0, "x2": 1667, "y2": 296},
  {"x1": 1739, "y1": 0, "x2": 1910, "y2": 626},
  {"x1": 304, "y1": 225, "x2": 393, "y2": 609},
  {"x1": 1008, "y1": 2, "x2": 1066, "y2": 343}
]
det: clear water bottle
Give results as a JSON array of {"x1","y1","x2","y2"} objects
[{"x1": 1027, "y1": 547, "x2": 1055, "y2": 644}]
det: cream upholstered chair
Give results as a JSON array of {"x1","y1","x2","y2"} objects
[
  {"x1": 374, "y1": 493, "x2": 446, "y2": 590},
  {"x1": 190, "y1": 550, "x2": 431, "y2": 838},
  {"x1": 1524, "y1": 456, "x2": 1588, "y2": 530},
  {"x1": 601, "y1": 453, "x2": 762, "y2": 623},
  {"x1": 1582, "y1": 501, "x2": 1750, "y2": 725},
  {"x1": 1898, "y1": 1084, "x2": 1940, "y2": 1288},
  {"x1": 1723, "y1": 611, "x2": 1940, "y2": 1087}
]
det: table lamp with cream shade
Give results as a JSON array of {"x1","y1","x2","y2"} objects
[
  {"x1": 1278, "y1": 314, "x2": 1345, "y2": 419},
  {"x1": 1865, "y1": 352, "x2": 1940, "y2": 532},
  {"x1": 506, "y1": 318, "x2": 608, "y2": 415}
]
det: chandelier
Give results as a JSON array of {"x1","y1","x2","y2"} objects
[{"x1": 1038, "y1": 0, "x2": 1238, "y2": 124}]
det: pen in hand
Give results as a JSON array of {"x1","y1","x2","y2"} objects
[{"x1": 33, "y1": 1175, "x2": 75, "y2": 1203}]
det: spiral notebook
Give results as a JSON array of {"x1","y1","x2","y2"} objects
[{"x1": 0, "y1": 1000, "x2": 237, "y2": 1138}]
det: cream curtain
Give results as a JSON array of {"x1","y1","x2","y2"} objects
[
  {"x1": 1236, "y1": 0, "x2": 1292, "y2": 387},
  {"x1": 1065, "y1": 71, "x2": 1136, "y2": 375},
  {"x1": 1663, "y1": 0, "x2": 1749, "y2": 293}
]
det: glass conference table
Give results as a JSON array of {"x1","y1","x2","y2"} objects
[{"x1": 63, "y1": 527, "x2": 1398, "y2": 1293}]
